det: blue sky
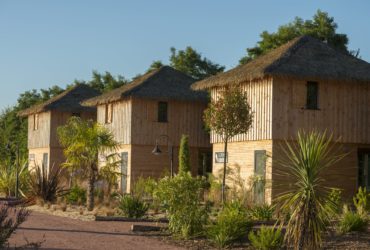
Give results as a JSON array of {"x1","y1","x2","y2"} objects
[{"x1": 0, "y1": 0, "x2": 369, "y2": 109}]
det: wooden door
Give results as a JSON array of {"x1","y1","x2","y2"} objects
[
  {"x1": 121, "y1": 152, "x2": 128, "y2": 193},
  {"x1": 254, "y1": 150, "x2": 266, "y2": 204}
]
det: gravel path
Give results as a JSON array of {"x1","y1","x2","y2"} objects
[{"x1": 9, "y1": 211, "x2": 183, "y2": 250}]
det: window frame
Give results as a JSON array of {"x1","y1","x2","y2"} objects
[
  {"x1": 305, "y1": 81, "x2": 319, "y2": 110},
  {"x1": 105, "y1": 103, "x2": 113, "y2": 124},
  {"x1": 157, "y1": 101, "x2": 168, "y2": 123},
  {"x1": 33, "y1": 113, "x2": 39, "y2": 131}
]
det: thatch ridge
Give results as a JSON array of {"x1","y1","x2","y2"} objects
[
  {"x1": 18, "y1": 84, "x2": 100, "y2": 117},
  {"x1": 83, "y1": 66, "x2": 207, "y2": 106},
  {"x1": 192, "y1": 36, "x2": 370, "y2": 90}
]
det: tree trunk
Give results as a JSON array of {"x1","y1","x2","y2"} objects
[
  {"x1": 87, "y1": 167, "x2": 96, "y2": 211},
  {"x1": 221, "y1": 139, "x2": 228, "y2": 204}
]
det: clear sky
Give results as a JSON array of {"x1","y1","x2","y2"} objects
[{"x1": 0, "y1": 0, "x2": 369, "y2": 109}]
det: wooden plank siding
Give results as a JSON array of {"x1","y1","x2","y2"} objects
[
  {"x1": 131, "y1": 97, "x2": 210, "y2": 148},
  {"x1": 210, "y1": 77, "x2": 273, "y2": 143},
  {"x1": 272, "y1": 77, "x2": 370, "y2": 144},
  {"x1": 97, "y1": 99, "x2": 132, "y2": 144},
  {"x1": 28, "y1": 111, "x2": 51, "y2": 149}
]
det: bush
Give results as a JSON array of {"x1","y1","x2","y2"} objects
[
  {"x1": 337, "y1": 210, "x2": 368, "y2": 234},
  {"x1": 154, "y1": 173, "x2": 208, "y2": 238},
  {"x1": 0, "y1": 205, "x2": 29, "y2": 248},
  {"x1": 28, "y1": 164, "x2": 64, "y2": 202},
  {"x1": 118, "y1": 194, "x2": 149, "y2": 218},
  {"x1": 248, "y1": 226, "x2": 283, "y2": 250},
  {"x1": 66, "y1": 185, "x2": 86, "y2": 205},
  {"x1": 207, "y1": 200, "x2": 252, "y2": 248},
  {"x1": 0, "y1": 161, "x2": 30, "y2": 197},
  {"x1": 353, "y1": 187, "x2": 370, "y2": 212},
  {"x1": 249, "y1": 204, "x2": 274, "y2": 221},
  {"x1": 132, "y1": 176, "x2": 157, "y2": 200},
  {"x1": 325, "y1": 188, "x2": 342, "y2": 216}
]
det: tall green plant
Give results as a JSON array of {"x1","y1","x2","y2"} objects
[
  {"x1": 57, "y1": 117, "x2": 118, "y2": 211},
  {"x1": 275, "y1": 131, "x2": 345, "y2": 249},
  {"x1": 154, "y1": 173, "x2": 208, "y2": 238},
  {"x1": 0, "y1": 160, "x2": 29, "y2": 197},
  {"x1": 178, "y1": 134, "x2": 190, "y2": 174},
  {"x1": 204, "y1": 86, "x2": 253, "y2": 203}
]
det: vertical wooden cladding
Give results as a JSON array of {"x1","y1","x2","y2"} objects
[
  {"x1": 130, "y1": 97, "x2": 210, "y2": 147},
  {"x1": 97, "y1": 100, "x2": 132, "y2": 144},
  {"x1": 210, "y1": 78, "x2": 273, "y2": 143},
  {"x1": 272, "y1": 77, "x2": 370, "y2": 144},
  {"x1": 28, "y1": 112, "x2": 51, "y2": 148}
]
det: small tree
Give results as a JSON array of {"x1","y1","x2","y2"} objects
[
  {"x1": 57, "y1": 117, "x2": 118, "y2": 211},
  {"x1": 179, "y1": 134, "x2": 191, "y2": 174},
  {"x1": 204, "y1": 87, "x2": 253, "y2": 203}
]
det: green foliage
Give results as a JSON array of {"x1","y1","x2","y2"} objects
[
  {"x1": 146, "y1": 60, "x2": 164, "y2": 73},
  {"x1": 66, "y1": 185, "x2": 86, "y2": 205},
  {"x1": 207, "y1": 200, "x2": 252, "y2": 248},
  {"x1": 353, "y1": 186, "x2": 370, "y2": 212},
  {"x1": 98, "y1": 153, "x2": 121, "y2": 196},
  {"x1": 169, "y1": 46, "x2": 224, "y2": 80},
  {"x1": 154, "y1": 173, "x2": 208, "y2": 238},
  {"x1": 248, "y1": 226, "x2": 283, "y2": 250},
  {"x1": 28, "y1": 165, "x2": 64, "y2": 202},
  {"x1": 325, "y1": 188, "x2": 342, "y2": 216},
  {"x1": 178, "y1": 134, "x2": 191, "y2": 174},
  {"x1": 249, "y1": 204, "x2": 275, "y2": 221},
  {"x1": 117, "y1": 194, "x2": 149, "y2": 219},
  {"x1": 70, "y1": 70, "x2": 128, "y2": 93},
  {"x1": 275, "y1": 131, "x2": 345, "y2": 249},
  {"x1": 240, "y1": 10, "x2": 352, "y2": 64},
  {"x1": 0, "y1": 205, "x2": 29, "y2": 248},
  {"x1": 204, "y1": 86, "x2": 253, "y2": 203},
  {"x1": 0, "y1": 161, "x2": 30, "y2": 197},
  {"x1": 57, "y1": 117, "x2": 118, "y2": 210},
  {"x1": 131, "y1": 176, "x2": 157, "y2": 200},
  {"x1": 337, "y1": 209, "x2": 368, "y2": 234}
]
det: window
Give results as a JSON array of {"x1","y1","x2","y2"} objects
[
  {"x1": 33, "y1": 114, "x2": 39, "y2": 130},
  {"x1": 306, "y1": 81, "x2": 319, "y2": 109},
  {"x1": 105, "y1": 103, "x2": 113, "y2": 124},
  {"x1": 42, "y1": 153, "x2": 48, "y2": 175},
  {"x1": 29, "y1": 154, "x2": 35, "y2": 161},
  {"x1": 215, "y1": 152, "x2": 228, "y2": 163},
  {"x1": 158, "y1": 102, "x2": 168, "y2": 122}
]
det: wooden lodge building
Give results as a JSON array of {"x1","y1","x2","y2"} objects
[
  {"x1": 18, "y1": 84, "x2": 100, "y2": 173},
  {"x1": 83, "y1": 66, "x2": 211, "y2": 193},
  {"x1": 192, "y1": 35, "x2": 370, "y2": 203}
]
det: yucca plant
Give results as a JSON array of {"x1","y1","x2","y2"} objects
[
  {"x1": 28, "y1": 164, "x2": 64, "y2": 202},
  {"x1": 275, "y1": 131, "x2": 345, "y2": 249}
]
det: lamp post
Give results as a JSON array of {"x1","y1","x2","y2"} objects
[{"x1": 152, "y1": 135, "x2": 174, "y2": 177}]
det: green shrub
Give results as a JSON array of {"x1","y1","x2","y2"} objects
[
  {"x1": 66, "y1": 185, "x2": 86, "y2": 205},
  {"x1": 132, "y1": 176, "x2": 157, "y2": 200},
  {"x1": 248, "y1": 226, "x2": 283, "y2": 250},
  {"x1": 249, "y1": 204, "x2": 274, "y2": 221},
  {"x1": 337, "y1": 210, "x2": 368, "y2": 234},
  {"x1": 118, "y1": 194, "x2": 149, "y2": 218},
  {"x1": 178, "y1": 134, "x2": 191, "y2": 174},
  {"x1": 325, "y1": 188, "x2": 342, "y2": 216},
  {"x1": 353, "y1": 187, "x2": 370, "y2": 212},
  {"x1": 207, "y1": 200, "x2": 252, "y2": 248},
  {"x1": 154, "y1": 173, "x2": 208, "y2": 238}
]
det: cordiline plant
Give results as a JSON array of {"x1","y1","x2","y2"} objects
[{"x1": 275, "y1": 131, "x2": 346, "y2": 250}]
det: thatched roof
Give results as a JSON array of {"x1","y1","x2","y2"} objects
[
  {"x1": 18, "y1": 84, "x2": 100, "y2": 117},
  {"x1": 83, "y1": 66, "x2": 207, "y2": 106},
  {"x1": 192, "y1": 35, "x2": 370, "y2": 90}
]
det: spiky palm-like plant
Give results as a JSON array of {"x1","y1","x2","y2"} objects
[
  {"x1": 58, "y1": 117, "x2": 118, "y2": 211},
  {"x1": 275, "y1": 131, "x2": 345, "y2": 249}
]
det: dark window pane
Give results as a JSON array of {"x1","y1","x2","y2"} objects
[
  {"x1": 306, "y1": 81, "x2": 318, "y2": 109},
  {"x1": 158, "y1": 102, "x2": 168, "y2": 122}
]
